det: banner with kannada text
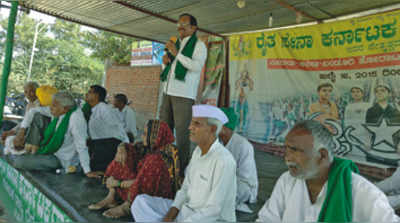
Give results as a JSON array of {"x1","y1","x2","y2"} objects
[
  {"x1": 0, "y1": 159, "x2": 72, "y2": 222},
  {"x1": 229, "y1": 10, "x2": 400, "y2": 167}
]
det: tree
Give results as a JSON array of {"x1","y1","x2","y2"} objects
[
  {"x1": 82, "y1": 30, "x2": 134, "y2": 65},
  {"x1": 0, "y1": 14, "x2": 103, "y2": 97}
]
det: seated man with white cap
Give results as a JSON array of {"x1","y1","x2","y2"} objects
[
  {"x1": 219, "y1": 107, "x2": 258, "y2": 213},
  {"x1": 131, "y1": 104, "x2": 237, "y2": 222}
]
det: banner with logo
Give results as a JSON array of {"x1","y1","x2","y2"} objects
[
  {"x1": 229, "y1": 10, "x2": 400, "y2": 167},
  {"x1": 0, "y1": 159, "x2": 72, "y2": 222},
  {"x1": 131, "y1": 41, "x2": 165, "y2": 66}
]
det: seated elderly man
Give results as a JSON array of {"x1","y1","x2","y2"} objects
[
  {"x1": 257, "y1": 120, "x2": 399, "y2": 222},
  {"x1": 112, "y1": 93, "x2": 137, "y2": 143},
  {"x1": 4, "y1": 85, "x2": 57, "y2": 155},
  {"x1": 377, "y1": 161, "x2": 400, "y2": 209},
  {"x1": 1, "y1": 81, "x2": 40, "y2": 142},
  {"x1": 219, "y1": 107, "x2": 258, "y2": 213},
  {"x1": 131, "y1": 104, "x2": 237, "y2": 222},
  {"x1": 85, "y1": 85, "x2": 128, "y2": 174},
  {"x1": 11, "y1": 92, "x2": 97, "y2": 177}
]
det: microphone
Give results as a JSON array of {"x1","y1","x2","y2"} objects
[
  {"x1": 165, "y1": 36, "x2": 177, "y2": 60},
  {"x1": 169, "y1": 36, "x2": 178, "y2": 44}
]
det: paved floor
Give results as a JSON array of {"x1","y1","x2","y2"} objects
[
  {"x1": 1, "y1": 149, "x2": 288, "y2": 222},
  {"x1": 237, "y1": 149, "x2": 287, "y2": 221}
]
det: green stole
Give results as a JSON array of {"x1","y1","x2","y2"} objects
[
  {"x1": 37, "y1": 106, "x2": 77, "y2": 155},
  {"x1": 318, "y1": 157, "x2": 359, "y2": 222},
  {"x1": 160, "y1": 34, "x2": 198, "y2": 82}
]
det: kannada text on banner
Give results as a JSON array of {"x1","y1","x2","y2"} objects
[{"x1": 229, "y1": 10, "x2": 400, "y2": 167}]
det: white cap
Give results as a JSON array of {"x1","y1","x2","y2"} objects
[
  {"x1": 350, "y1": 84, "x2": 364, "y2": 92},
  {"x1": 192, "y1": 104, "x2": 229, "y2": 124}
]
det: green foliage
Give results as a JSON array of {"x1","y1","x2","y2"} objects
[
  {"x1": 82, "y1": 30, "x2": 134, "y2": 64},
  {"x1": 0, "y1": 14, "x2": 103, "y2": 96}
]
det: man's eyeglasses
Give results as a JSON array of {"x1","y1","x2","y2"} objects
[{"x1": 177, "y1": 22, "x2": 191, "y2": 28}]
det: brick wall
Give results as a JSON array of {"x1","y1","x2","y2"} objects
[{"x1": 105, "y1": 65, "x2": 162, "y2": 132}]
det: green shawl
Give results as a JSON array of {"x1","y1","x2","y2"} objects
[
  {"x1": 160, "y1": 34, "x2": 198, "y2": 82},
  {"x1": 37, "y1": 106, "x2": 77, "y2": 155},
  {"x1": 318, "y1": 157, "x2": 359, "y2": 222}
]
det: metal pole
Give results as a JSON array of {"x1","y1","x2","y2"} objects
[
  {"x1": 0, "y1": 1, "x2": 18, "y2": 123},
  {"x1": 27, "y1": 21, "x2": 44, "y2": 81}
]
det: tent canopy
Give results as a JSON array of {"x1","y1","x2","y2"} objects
[{"x1": 20, "y1": 0, "x2": 400, "y2": 42}]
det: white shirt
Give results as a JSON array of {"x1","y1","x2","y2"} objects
[
  {"x1": 89, "y1": 102, "x2": 129, "y2": 143},
  {"x1": 377, "y1": 167, "x2": 400, "y2": 195},
  {"x1": 117, "y1": 105, "x2": 137, "y2": 137},
  {"x1": 21, "y1": 106, "x2": 51, "y2": 129},
  {"x1": 225, "y1": 133, "x2": 258, "y2": 203},
  {"x1": 12, "y1": 99, "x2": 40, "y2": 131},
  {"x1": 344, "y1": 102, "x2": 370, "y2": 127},
  {"x1": 257, "y1": 171, "x2": 399, "y2": 223},
  {"x1": 25, "y1": 99, "x2": 41, "y2": 113},
  {"x1": 172, "y1": 140, "x2": 237, "y2": 222},
  {"x1": 163, "y1": 35, "x2": 207, "y2": 100},
  {"x1": 378, "y1": 167, "x2": 400, "y2": 208},
  {"x1": 20, "y1": 107, "x2": 91, "y2": 173}
]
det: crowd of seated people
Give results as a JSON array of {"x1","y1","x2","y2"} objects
[
  {"x1": 1, "y1": 83, "x2": 398, "y2": 222},
  {"x1": 1, "y1": 11, "x2": 400, "y2": 222}
]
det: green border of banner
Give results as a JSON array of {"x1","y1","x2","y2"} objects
[{"x1": 0, "y1": 158, "x2": 72, "y2": 222}]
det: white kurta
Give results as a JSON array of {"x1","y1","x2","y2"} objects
[
  {"x1": 20, "y1": 106, "x2": 51, "y2": 129},
  {"x1": 17, "y1": 107, "x2": 91, "y2": 173},
  {"x1": 89, "y1": 102, "x2": 128, "y2": 142},
  {"x1": 117, "y1": 105, "x2": 137, "y2": 137},
  {"x1": 377, "y1": 167, "x2": 400, "y2": 208},
  {"x1": 257, "y1": 171, "x2": 399, "y2": 223},
  {"x1": 225, "y1": 133, "x2": 258, "y2": 211},
  {"x1": 11, "y1": 99, "x2": 40, "y2": 131},
  {"x1": 163, "y1": 35, "x2": 207, "y2": 100},
  {"x1": 53, "y1": 109, "x2": 91, "y2": 173},
  {"x1": 131, "y1": 140, "x2": 237, "y2": 222}
]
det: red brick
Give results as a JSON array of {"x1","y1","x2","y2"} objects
[{"x1": 105, "y1": 65, "x2": 162, "y2": 117}]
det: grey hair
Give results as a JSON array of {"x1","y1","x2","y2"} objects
[
  {"x1": 207, "y1": 118, "x2": 223, "y2": 136},
  {"x1": 292, "y1": 120, "x2": 334, "y2": 162},
  {"x1": 24, "y1": 81, "x2": 39, "y2": 89},
  {"x1": 52, "y1": 92, "x2": 76, "y2": 108}
]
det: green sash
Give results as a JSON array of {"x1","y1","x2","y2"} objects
[
  {"x1": 160, "y1": 34, "x2": 198, "y2": 82},
  {"x1": 37, "y1": 106, "x2": 77, "y2": 155},
  {"x1": 318, "y1": 157, "x2": 359, "y2": 222}
]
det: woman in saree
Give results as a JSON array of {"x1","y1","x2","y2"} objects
[{"x1": 88, "y1": 120, "x2": 180, "y2": 218}]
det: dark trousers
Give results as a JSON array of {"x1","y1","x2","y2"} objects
[
  {"x1": 25, "y1": 113, "x2": 51, "y2": 146},
  {"x1": 159, "y1": 94, "x2": 194, "y2": 176},
  {"x1": 88, "y1": 138, "x2": 121, "y2": 172}
]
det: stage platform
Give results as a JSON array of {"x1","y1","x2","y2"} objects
[
  {"x1": 0, "y1": 140, "x2": 397, "y2": 222},
  {"x1": 0, "y1": 148, "x2": 288, "y2": 222}
]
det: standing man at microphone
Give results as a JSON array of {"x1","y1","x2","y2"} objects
[{"x1": 160, "y1": 13, "x2": 207, "y2": 177}]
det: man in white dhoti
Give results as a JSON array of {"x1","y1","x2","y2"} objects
[
  {"x1": 131, "y1": 104, "x2": 237, "y2": 222},
  {"x1": 219, "y1": 107, "x2": 258, "y2": 213},
  {"x1": 377, "y1": 167, "x2": 400, "y2": 209},
  {"x1": 257, "y1": 120, "x2": 399, "y2": 223}
]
